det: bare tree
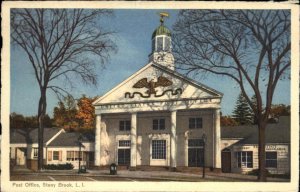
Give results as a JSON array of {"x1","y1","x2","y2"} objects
[
  {"x1": 11, "y1": 9, "x2": 117, "y2": 170},
  {"x1": 173, "y1": 10, "x2": 290, "y2": 181}
]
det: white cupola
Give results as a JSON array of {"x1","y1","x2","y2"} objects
[{"x1": 149, "y1": 12, "x2": 175, "y2": 70}]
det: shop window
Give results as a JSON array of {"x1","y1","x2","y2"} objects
[
  {"x1": 66, "y1": 151, "x2": 86, "y2": 161},
  {"x1": 189, "y1": 118, "x2": 202, "y2": 129},
  {"x1": 266, "y1": 152, "x2": 277, "y2": 168},
  {"x1": 236, "y1": 151, "x2": 253, "y2": 168},
  {"x1": 119, "y1": 120, "x2": 131, "y2": 131},
  {"x1": 152, "y1": 140, "x2": 166, "y2": 159},
  {"x1": 153, "y1": 119, "x2": 165, "y2": 130},
  {"x1": 67, "y1": 151, "x2": 74, "y2": 161}
]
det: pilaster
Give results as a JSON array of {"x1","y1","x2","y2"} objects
[
  {"x1": 130, "y1": 113, "x2": 137, "y2": 169},
  {"x1": 170, "y1": 110, "x2": 177, "y2": 169},
  {"x1": 94, "y1": 114, "x2": 101, "y2": 166},
  {"x1": 214, "y1": 109, "x2": 221, "y2": 168}
]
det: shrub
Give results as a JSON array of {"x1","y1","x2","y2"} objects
[
  {"x1": 247, "y1": 169, "x2": 271, "y2": 176},
  {"x1": 44, "y1": 163, "x2": 74, "y2": 170}
]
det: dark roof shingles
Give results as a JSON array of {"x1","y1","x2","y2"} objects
[
  {"x1": 47, "y1": 132, "x2": 94, "y2": 147},
  {"x1": 10, "y1": 128, "x2": 61, "y2": 144},
  {"x1": 221, "y1": 116, "x2": 290, "y2": 144}
]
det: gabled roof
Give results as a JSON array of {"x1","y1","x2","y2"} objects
[
  {"x1": 153, "y1": 63, "x2": 223, "y2": 97},
  {"x1": 10, "y1": 128, "x2": 62, "y2": 144},
  {"x1": 47, "y1": 132, "x2": 94, "y2": 147},
  {"x1": 221, "y1": 116, "x2": 290, "y2": 144},
  {"x1": 93, "y1": 62, "x2": 223, "y2": 105}
]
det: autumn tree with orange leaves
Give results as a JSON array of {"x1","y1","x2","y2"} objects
[
  {"x1": 53, "y1": 95, "x2": 96, "y2": 132},
  {"x1": 76, "y1": 95, "x2": 96, "y2": 132},
  {"x1": 53, "y1": 96, "x2": 78, "y2": 132}
]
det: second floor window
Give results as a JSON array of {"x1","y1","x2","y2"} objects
[
  {"x1": 189, "y1": 118, "x2": 202, "y2": 129},
  {"x1": 119, "y1": 120, "x2": 131, "y2": 131},
  {"x1": 153, "y1": 119, "x2": 165, "y2": 130}
]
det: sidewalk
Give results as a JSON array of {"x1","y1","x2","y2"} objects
[{"x1": 11, "y1": 168, "x2": 290, "y2": 182}]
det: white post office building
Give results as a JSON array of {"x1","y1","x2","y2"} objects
[{"x1": 92, "y1": 16, "x2": 223, "y2": 171}]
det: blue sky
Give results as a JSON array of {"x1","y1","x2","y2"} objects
[{"x1": 10, "y1": 9, "x2": 290, "y2": 117}]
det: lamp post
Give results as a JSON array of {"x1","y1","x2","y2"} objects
[
  {"x1": 78, "y1": 134, "x2": 83, "y2": 174},
  {"x1": 202, "y1": 133, "x2": 207, "y2": 178}
]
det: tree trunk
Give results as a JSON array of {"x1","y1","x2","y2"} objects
[
  {"x1": 257, "y1": 120, "x2": 267, "y2": 181},
  {"x1": 37, "y1": 88, "x2": 47, "y2": 171}
]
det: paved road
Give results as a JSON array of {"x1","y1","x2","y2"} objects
[
  {"x1": 10, "y1": 174, "x2": 207, "y2": 182},
  {"x1": 10, "y1": 169, "x2": 290, "y2": 182}
]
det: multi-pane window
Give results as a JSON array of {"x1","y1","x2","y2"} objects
[
  {"x1": 33, "y1": 148, "x2": 38, "y2": 158},
  {"x1": 189, "y1": 118, "x2": 202, "y2": 129},
  {"x1": 152, "y1": 140, "x2": 166, "y2": 159},
  {"x1": 119, "y1": 120, "x2": 131, "y2": 131},
  {"x1": 119, "y1": 140, "x2": 131, "y2": 147},
  {"x1": 53, "y1": 151, "x2": 60, "y2": 160},
  {"x1": 67, "y1": 151, "x2": 75, "y2": 161},
  {"x1": 152, "y1": 39, "x2": 155, "y2": 52},
  {"x1": 66, "y1": 151, "x2": 86, "y2": 161},
  {"x1": 118, "y1": 140, "x2": 131, "y2": 165},
  {"x1": 157, "y1": 37, "x2": 163, "y2": 51},
  {"x1": 266, "y1": 152, "x2": 277, "y2": 168},
  {"x1": 236, "y1": 151, "x2": 253, "y2": 168},
  {"x1": 153, "y1": 119, "x2": 165, "y2": 130},
  {"x1": 165, "y1": 37, "x2": 171, "y2": 51}
]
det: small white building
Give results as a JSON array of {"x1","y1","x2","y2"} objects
[
  {"x1": 10, "y1": 128, "x2": 94, "y2": 170},
  {"x1": 221, "y1": 116, "x2": 290, "y2": 175},
  {"x1": 92, "y1": 16, "x2": 223, "y2": 171}
]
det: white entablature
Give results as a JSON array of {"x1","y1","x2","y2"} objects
[{"x1": 93, "y1": 63, "x2": 223, "y2": 114}]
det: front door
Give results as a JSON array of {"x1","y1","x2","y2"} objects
[
  {"x1": 118, "y1": 149, "x2": 130, "y2": 165},
  {"x1": 188, "y1": 139, "x2": 204, "y2": 167},
  {"x1": 188, "y1": 148, "x2": 204, "y2": 167},
  {"x1": 221, "y1": 150, "x2": 231, "y2": 173}
]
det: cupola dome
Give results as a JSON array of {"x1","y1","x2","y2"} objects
[
  {"x1": 149, "y1": 12, "x2": 175, "y2": 70},
  {"x1": 152, "y1": 25, "x2": 171, "y2": 39}
]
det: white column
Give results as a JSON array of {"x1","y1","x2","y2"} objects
[
  {"x1": 130, "y1": 113, "x2": 137, "y2": 168},
  {"x1": 170, "y1": 110, "x2": 177, "y2": 169},
  {"x1": 214, "y1": 109, "x2": 221, "y2": 168},
  {"x1": 94, "y1": 114, "x2": 101, "y2": 166}
]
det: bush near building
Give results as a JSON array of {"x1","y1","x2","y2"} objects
[{"x1": 43, "y1": 163, "x2": 74, "y2": 170}]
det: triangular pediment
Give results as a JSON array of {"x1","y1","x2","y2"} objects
[{"x1": 93, "y1": 63, "x2": 222, "y2": 105}]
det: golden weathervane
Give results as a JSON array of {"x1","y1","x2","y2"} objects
[{"x1": 158, "y1": 12, "x2": 169, "y2": 25}]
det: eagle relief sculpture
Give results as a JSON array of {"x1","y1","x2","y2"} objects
[{"x1": 125, "y1": 76, "x2": 183, "y2": 98}]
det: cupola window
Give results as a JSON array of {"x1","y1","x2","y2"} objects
[{"x1": 157, "y1": 37, "x2": 164, "y2": 51}]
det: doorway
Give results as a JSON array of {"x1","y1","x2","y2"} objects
[
  {"x1": 188, "y1": 139, "x2": 204, "y2": 167},
  {"x1": 118, "y1": 149, "x2": 130, "y2": 165},
  {"x1": 221, "y1": 149, "x2": 231, "y2": 173},
  {"x1": 117, "y1": 140, "x2": 131, "y2": 166}
]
